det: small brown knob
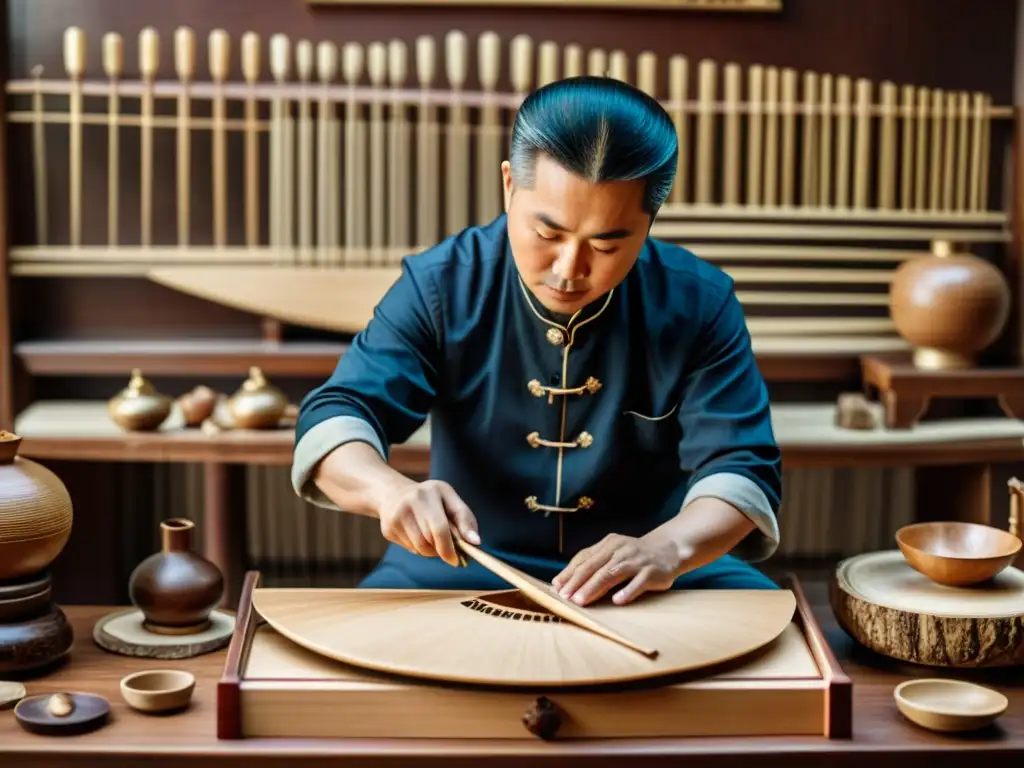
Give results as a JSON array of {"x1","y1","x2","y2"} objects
[{"x1": 522, "y1": 696, "x2": 562, "y2": 740}]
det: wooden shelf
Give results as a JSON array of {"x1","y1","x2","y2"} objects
[
  {"x1": 14, "y1": 338, "x2": 350, "y2": 377},
  {"x1": 13, "y1": 400, "x2": 1024, "y2": 470},
  {"x1": 12, "y1": 400, "x2": 431, "y2": 473},
  {"x1": 13, "y1": 338, "x2": 896, "y2": 383}
]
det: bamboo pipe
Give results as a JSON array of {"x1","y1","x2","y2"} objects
[
  {"x1": 242, "y1": 32, "x2": 261, "y2": 248},
  {"x1": 138, "y1": 27, "x2": 159, "y2": 247},
  {"x1": 63, "y1": 26, "x2": 85, "y2": 248},
  {"x1": 102, "y1": 32, "x2": 122, "y2": 246},
  {"x1": 174, "y1": 26, "x2": 195, "y2": 247}
]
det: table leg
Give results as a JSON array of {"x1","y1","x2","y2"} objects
[
  {"x1": 202, "y1": 461, "x2": 247, "y2": 609},
  {"x1": 914, "y1": 463, "x2": 992, "y2": 525}
]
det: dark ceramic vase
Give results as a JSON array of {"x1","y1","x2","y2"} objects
[{"x1": 128, "y1": 518, "x2": 224, "y2": 635}]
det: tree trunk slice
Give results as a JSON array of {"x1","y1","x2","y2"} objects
[
  {"x1": 830, "y1": 550, "x2": 1024, "y2": 668},
  {"x1": 93, "y1": 608, "x2": 235, "y2": 660}
]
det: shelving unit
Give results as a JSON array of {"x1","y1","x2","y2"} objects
[{"x1": 2, "y1": 12, "x2": 1022, "y2": 606}]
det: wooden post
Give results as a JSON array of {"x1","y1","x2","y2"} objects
[
  {"x1": 0, "y1": 0, "x2": 12, "y2": 431},
  {"x1": 203, "y1": 462, "x2": 248, "y2": 609},
  {"x1": 914, "y1": 464, "x2": 992, "y2": 526},
  {"x1": 1008, "y1": 106, "x2": 1024, "y2": 366}
]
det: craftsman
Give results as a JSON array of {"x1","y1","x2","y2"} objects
[{"x1": 291, "y1": 75, "x2": 782, "y2": 606}]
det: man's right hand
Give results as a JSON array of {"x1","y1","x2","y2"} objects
[{"x1": 376, "y1": 479, "x2": 481, "y2": 567}]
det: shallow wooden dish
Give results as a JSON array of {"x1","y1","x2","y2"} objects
[
  {"x1": 121, "y1": 669, "x2": 196, "y2": 713},
  {"x1": 896, "y1": 521, "x2": 1022, "y2": 586},
  {"x1": 894, "y1": 679, "x2": 1007, "y2": 732},
  {"x1": 14, "y1": 692, "x2": 110, "y2": 735},
  {"x1": 217, "y1": 571, "x2": 852, "y2": 741}
]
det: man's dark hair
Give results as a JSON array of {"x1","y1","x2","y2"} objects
[{"x1": 508, "y1": 75, "x2": 678, "y2": 218}]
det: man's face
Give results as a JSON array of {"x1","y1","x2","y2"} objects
[{"x1": 502, "y1": 154, "x2": 650, "y2": 316}]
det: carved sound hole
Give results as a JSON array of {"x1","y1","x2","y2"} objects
[{"x1": 460, "y1": 591, "x2": 563, "y2": 623}]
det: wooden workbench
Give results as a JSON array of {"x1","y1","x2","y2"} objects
[{"x1": 3, "y1": 585, "x2": 1024, "y2": 767}]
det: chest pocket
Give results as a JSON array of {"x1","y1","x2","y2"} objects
[{"x1": 621, "y1": 403, "x2": 681, "y2": 456}]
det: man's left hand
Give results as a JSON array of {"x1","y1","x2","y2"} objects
[{"x1": 551, "y1": 532, "x2": 685, "y2": 606}]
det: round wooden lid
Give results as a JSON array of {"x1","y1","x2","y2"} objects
[{"x1": 252, "y1": 586, "x2": 796, "y2": 687}]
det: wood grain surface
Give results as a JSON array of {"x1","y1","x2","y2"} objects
[{"x1": 2, "y1": 588, "x2": 1024, "y2": 766}]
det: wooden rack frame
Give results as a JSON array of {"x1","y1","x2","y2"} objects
[
  {"x1": 2, "y1": 25, "x2": 1017, "y2": 417},
  {"x1": 2, "y1": 17, "x2": 1023, "y2": 605}
]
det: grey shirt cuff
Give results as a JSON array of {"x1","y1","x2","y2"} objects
[
  {"x1": 682, "y1": 472, "x2": 780, "y2": 562},
  {"x1": 291, "y1": 416, "x2": 387, "y2": 510}
]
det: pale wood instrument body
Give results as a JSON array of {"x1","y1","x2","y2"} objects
[
  {"x1": 221, "y1": 571, "x2": 850, "y2": 741},
  {"x1": 251, "y1": 585, "x2": 796, "y2": 687},
  {"x1": 831, "y1": 549, "x2": 1024, "y2": 667}
]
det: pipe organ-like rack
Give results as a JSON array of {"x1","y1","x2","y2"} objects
[{"x1": 4, "y1": 25, "x2": 1015, "y2": 352}]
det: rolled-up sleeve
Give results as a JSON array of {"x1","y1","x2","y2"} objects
[
  {"x1": 676, "y1": 282, "x2": 782, "y2": 562},
  {"x1": 291, "y1": 258, "x2": 442, "y2": 509}
]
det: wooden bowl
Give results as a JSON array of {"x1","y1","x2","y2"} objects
[
  {"x1": 895, "y1": 522, "x2": 1021, "y2": 587},
  {"x1": 120, "y1": 669, "x2": 195, "y2": 714},
  {"x1": 895, "y1": 679, "x2": 1007, "y2": 732}
]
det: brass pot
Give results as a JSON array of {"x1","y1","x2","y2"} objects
[
  {"x1": 228, "y1": 367, "x2": 288, "y2": 429},
  {"x1": 108, "y1": 369, "x2": 173, "y2": 431}
]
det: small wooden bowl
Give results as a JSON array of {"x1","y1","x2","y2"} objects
[
  {"x1": 895, "y1": 521, "x2": 1022, "y2": 587},
  {"x1": 120, "y1": 669, "x2": 195, "y2": 714},
  {"x1": 895, "y1": 679, "x2": 1007, "y2": 733}
]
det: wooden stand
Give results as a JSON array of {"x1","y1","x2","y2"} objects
[
  {"x1": 217, "y1": 571, "x2": 852, "y2": 741},
  {"x1": 860, "y1": 354, "x2": 1024, "y2": 429},
  {"x1": 93, "y1": 607, "x2": 235, "y2": 660},
  {"x1": 831, "y1": 550, "x2": 1024, "y2": 668},
  {"x1": 0, "y1": 572, "x2": 74, "y2": 676}
]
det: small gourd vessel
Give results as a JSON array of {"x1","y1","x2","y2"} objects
[
  {"x1": 108, "y1": 368, "x2": 173, "y2": 431},
  {"x1": 228, "y1": 366, "x2": 288, "y2": 429}
]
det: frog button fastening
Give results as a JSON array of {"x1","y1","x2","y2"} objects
[{"x1": 545, "y1": 327, "x2": 565, "y2": 346}]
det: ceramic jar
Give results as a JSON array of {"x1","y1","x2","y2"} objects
[
  {"x1": 889, "y1": 240, "x2": 1011, "y2": 370},
  {"x1": 128, "y1": 518, "x2": 224, "y2": 634},
  {"x1": 108, "y1": 369, "x2": 173, "y2": 430},
  {"x1": 0, "y1": 432, "x2": 74, "y2": 582}
]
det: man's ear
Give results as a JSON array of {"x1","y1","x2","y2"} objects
[{"x1": 501, "y1": 160, "x2": 513, "y2": 212}]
